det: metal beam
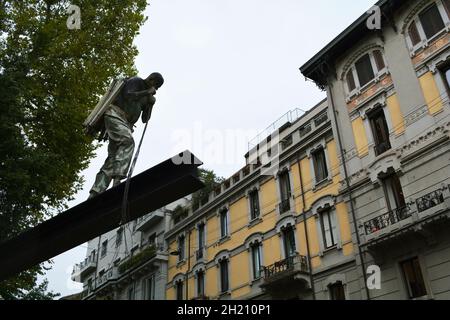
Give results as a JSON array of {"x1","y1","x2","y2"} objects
[{"x1": 0, "y1": 151, "x2": 204, "y2": 281}]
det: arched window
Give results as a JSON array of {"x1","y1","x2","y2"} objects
[
  {"x1": 406, "y1": 1, "x2": 450, "y2": 51},
  {"x1": 345, "y1": 49, "x2": 387, "y2": 95}
]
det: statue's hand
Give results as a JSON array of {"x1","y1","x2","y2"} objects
[
  {"x1": 147, "y1": 95, "x2": 156, "y2": 106},
  {"x1": 148, "y1": 87, "x2": 157, "y2": 96}
]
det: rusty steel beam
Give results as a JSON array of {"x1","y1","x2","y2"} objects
[{"x1": 0, "y1": 151, "x2": 204, "y2": 281}]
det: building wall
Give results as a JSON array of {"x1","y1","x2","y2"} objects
[
  {"x1": 72, "y1": 198, "x2": 189, "y2": 300},
  {"x1": 165, "y1": 99, "x2": 360, "y2": 300},
  {"x1": 318, "y1": 0, "x2": 450, "y2": 300}
]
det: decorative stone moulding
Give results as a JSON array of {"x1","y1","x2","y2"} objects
[
  {"x1": 368, "y1": 150, "x2": 402, "y2": 184},
  {"x1": 400, "y1": 123, "x2": 450, "y2": 157}
]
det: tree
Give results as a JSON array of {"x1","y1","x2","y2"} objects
[
  {"x1": 191, "y1": 169, "x2": 224, "y2": 211},
  {"x1": 0, "y1": 0, "x2": 147, "y2": 299}
]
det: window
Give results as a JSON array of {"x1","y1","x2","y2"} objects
[
  {"x1": 329, "y1": 282, "x2": 346, "y2": 300},
  {"x1": 407, "y1": 2, "x2": 450, "y2": 50},
  {"x1": 320, "y1": 210, "x2": 338, "y2": 249},
  {"x1": 115, "y1": 228, "x2": 123, "y2": 248},
  {"x1": 281, "y1": 135, "x2": 293, "y2": 150},
  {"x1": 249, "y1": 190, "x2": 260, "y2": 220},
  {"x1": 101, "y1": 240, "x2": 108, "y2": 258},
  {"x1": 87, "y1": 278, "x2": 93, "y2": 292},
  {"x1": 176, "y1": 281, "x2": 184, "y2": 300},
  {"x1": 419, "y1": 4, "x2": 445, "y2": 39},
  {"x1": 148, "y1": 233, "x2": 157, "y2": 247},
  {"x1": 197, "y1": 223, "x2": 205, "y2": 260},
  {"x1": 314, "y1": 111, "x2": 329, "y2": 127},
  {"x1": 401, "y1": 257, "x2": 428, "y2": 299},
  {"x1": 198, "y1": 223, "x2": 205, "y2": 250},
  {"x1": 355, "y1": 54, "x2": 375, "y2": 87},
  {"x1": 145, "y1": 275, "x2": 155, "y2": 300},
  {"x1": 197, "y1": 271, "x2": 205, "y2": 297},
  {"x1": 220, "y1": 209, "x2": 229, "y2": 238},
  {"x1": 219, "y1": 259, "x2": 229, "y2": 293},
  {"x1": 299, "y1": 123, "x2": 312, "y2": 137},
  {"x1": 382, "y1": 173, "x2": 406, "y2": 211},
  {"x1": 368, "y1": 108, "x2": 391, "y2": 156},
  {"x1": 89, "y1": 249, "x2": 96, "y2": 262},
  {"x1": 282, "y1": 227, "x2": 296, "y2": 258},
  {"x1": 346, "y1": 50, "x2": 387, "y2": 94},
  {"x1": 312, "y1": 148, "x2": 329, "y2": 183},
  {"x1": 127, "y1": 286, "x2": 134, "y2": 300},
  {"x1": 279, "y1": 171, "x2": 291, "y2": 213},
  {"x1": 250, "y1": 243, "x2": 262, "y2": 280},
  {"x1": 178, "y1": 235, "x2": 185, "y2": 261},
  {"x1": 441, "y1": 65, "x2": 450, "y2": 92}
]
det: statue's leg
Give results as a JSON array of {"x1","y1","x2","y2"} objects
[
  {"x1": 88, "y1": 117, "x2": 120, "y2": 198},
  {"x1": 105, "y1": 116, "x2": 135, "y2": 183}
]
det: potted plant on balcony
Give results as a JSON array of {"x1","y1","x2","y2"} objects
[{"x1": 118, "y1": 245, "x2": 157, "y2": 274}]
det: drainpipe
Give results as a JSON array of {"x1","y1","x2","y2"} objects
[
  {"x1": 296, "y1": 156, "x2": 316, "y2": 300},
  {"x1": 95, "y1": 234, "x2": 102, "y2": 292},
  {"x1": 327, "y1": 84, "x2": 371, "y2": 300},
  {"x1": 186, "y1": 228, "x2": 191, "y2": 300}
]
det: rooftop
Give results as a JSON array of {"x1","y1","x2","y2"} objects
[{"x1": 300, "y1": 0, "x2": 405, "y2": 88}]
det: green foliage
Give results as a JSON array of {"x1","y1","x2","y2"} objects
[
  {"x1": 172, "y1": 205, "x2": 189, "y2": 224},
  {"x1": 0, "y1": 0, "x2": 147, "y2": 299},
  {"x1": 191, "y1": 169, "x2": 224, "y2": 211},
  {"x1": 118, "y1": 245, "x2": 157, "y2": 274}
]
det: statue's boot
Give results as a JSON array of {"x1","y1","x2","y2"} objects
[
  {"x1": 113, "y1": 178, "x2": 123, "y2": 187},
  {"x1": 88, "y1": 191, "x2": 99, "y2": 199}
]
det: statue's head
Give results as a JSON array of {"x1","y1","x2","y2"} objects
[{"x1": 146, "y1": 72, "x2": 164, "y2": 90}]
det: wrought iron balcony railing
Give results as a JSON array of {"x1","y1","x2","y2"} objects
[
  {"x1": 263, "y1": 254, "x2": 308, "y2": 280},
  {"x1": 364, "y1": 206, "x2": 411, "y2": 235},
  {"x1": 279, "y1": 198, "x2": 290, "y2": 214},
  {"x1": 416, "y1": 189, "x2": 445, "y2": 213}
]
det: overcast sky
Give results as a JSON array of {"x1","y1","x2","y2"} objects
[{"x1": 41, "y1": 0, "x2": 377, "y2": 298}]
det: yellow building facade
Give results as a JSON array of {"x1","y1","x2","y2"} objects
[{"x1": 165, "y1": 100, "x2": 356, "y2": 300}]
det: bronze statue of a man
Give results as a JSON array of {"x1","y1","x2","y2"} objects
[{"x1": 89, "y1": 72, "x2": 164, "y2": 198}]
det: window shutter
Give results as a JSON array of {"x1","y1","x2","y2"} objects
[
  {"x1": 373, "y1": 50, "x2": 385, "y2": 71},
  {"x1": 346, "y1": 70, "x2": 356, "y2": 91},
  {"x1": 408, "y1": 22, "x2": 421, "y2": 46},
  {"x1": 444, "y1": 0, "x2": 450, "y2": 18}
]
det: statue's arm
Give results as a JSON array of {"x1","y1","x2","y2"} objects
[
  {"x1": 142, "y1": 96, "x2": 156, "y2": 123},
  {"x1": 125, "y1": 78, "x2": 156, "y2": 100},
  {"x1": 127, "y1": 88, "x2": 155, "y2": 99}
]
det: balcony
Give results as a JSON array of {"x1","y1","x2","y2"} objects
[
  {"x1": 135, "y1": 210, "x2": 165, "y2": 232},
  {"x1": 71, "y1": 253, "x2": 97, "y2": 282},
  {"x1": 416, "y1": 189, "x2": 445, "y2": 213},
  {"x1": 118, "y1": 243, "x2": 167, "y2": 277},
  {"x1": 96, "y1": 268, "x2": 117, "y2": 287},
  {"x1": 364, "y1": 206, "x2": 411, "y2": 236},
  {"x1": 279, "y1": 198, "x2": 291, "y2": 214},
  {"x1": 80, "y1": 267, "x2": 118, "y2": 300},
  {"x1": 261, "y1": 254, "x2": 311, "y2": 294},
  {"x1": 362, "y1": 185, "x2": 450, "y2": 247}
]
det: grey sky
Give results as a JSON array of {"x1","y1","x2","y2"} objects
[{"x1": 41, "y1": 0, "x2": 377, "y2": 298}]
